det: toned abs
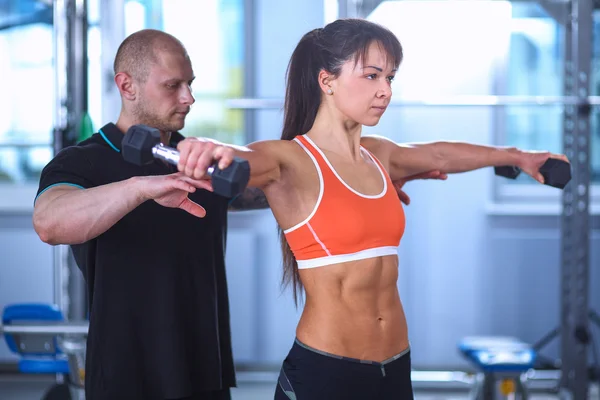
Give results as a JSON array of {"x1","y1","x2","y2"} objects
[{"x1": 296, "y1": 255, "x2": 409, "y2": 362}]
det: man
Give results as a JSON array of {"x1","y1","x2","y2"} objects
[
  {"x1": 33, "y1": 29, "x2": 244, "y2": 400},
  {"x1": 32, "y1": 29, "x2": 442, "y2": 400}
]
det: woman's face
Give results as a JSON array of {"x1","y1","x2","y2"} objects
[{"x1": 330, "y1": 41, "x2": 397, "y2": 127}]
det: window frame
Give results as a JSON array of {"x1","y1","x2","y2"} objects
[
  {"x1": 0, "y1": 0, "x2": 253, "y2": 212},
  {"x1": 489, "y1": 4, "x2": 600, "y2": 216}
]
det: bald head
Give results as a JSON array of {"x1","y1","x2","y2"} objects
[{"x1": 114, "y1": 29, "x2": 189, "y2": 83}]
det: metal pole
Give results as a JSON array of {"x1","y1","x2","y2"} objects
[
  {"x1": 560, "y1": 0, "x2": 592, "y2": 397},
  {"x1": 100, "y1": 0, "x2": 125, "y2": 123},
  {"x1": 66, "y1": 0, "x2": 89, "y2": 321},
  {"x1": 338, "y1": 0, "x2": 348, "y2": 19},
  {"x1": 53, "y1": 0, "x2": 68, "y2": 156},
  {"x1": 1, "y1": 322, "x2": 89, "y2": 336},
  {"x1": 244, "y1": 0, "x2": 257, "y2": 143},
  {"x1": 224, "y1": 95, "x2": 600, "y2": 109},
  {"x1": 51, "y1": 0, "x2": 89, "y2": 320},
  {"x1": 52, "y1": 0, "x2": 69, "y2": 315}
]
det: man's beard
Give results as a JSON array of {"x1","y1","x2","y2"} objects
[{"x1": 133, "y1": 102, "x2": 185, "y2": 133}]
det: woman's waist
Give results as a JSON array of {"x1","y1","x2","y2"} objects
[
  {"x1": 296, "y1": 301, "x2": 408, "y2": 361},
  {"x1": 291, "y1": 336, "x2": 411, "y2": 366}
]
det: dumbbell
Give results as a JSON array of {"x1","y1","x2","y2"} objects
[
  {"x1": 494, "y1": 158, "x2": 572, "y2": 189},
  {"x1": 121, "y1": 124, "x2": 250, "y2": 198}
]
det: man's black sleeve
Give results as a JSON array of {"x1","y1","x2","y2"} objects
[{"x1": 35, "y1": 146, "x2": 96, "y2": 204}]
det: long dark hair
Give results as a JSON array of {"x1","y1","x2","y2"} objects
[{"x1": 279, "y1": 19, "x2": 404, "y2": 306}]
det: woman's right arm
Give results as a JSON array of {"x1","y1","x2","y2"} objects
[{"x1": 176, "y1": 138, "x2": 287, "y2": 190}]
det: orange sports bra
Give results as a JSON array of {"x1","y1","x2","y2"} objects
[{"x1": 283, "y1": 135, "x2": 406, "y2": 269}]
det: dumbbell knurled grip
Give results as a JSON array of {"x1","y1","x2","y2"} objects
[{"x1": 152, "y1": 144, "x2": 216, "y2": 175}]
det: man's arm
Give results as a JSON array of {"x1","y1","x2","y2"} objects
[
  {"x1": 34, "y1": 179, "x2": 147, "y2": 245},
  {"x1": 34, "y1": 174, "x2": 211, "y2": 245},
  {"x1": 228, "y1": 187, "x2": 269, "y2": 211}
]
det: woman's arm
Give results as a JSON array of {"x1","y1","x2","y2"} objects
[
  {"x1": 361, "y1": 136, "x2": 569, "y2": 183},
  {"x1": 176, "y1": 138, "x2": 288, "y2": 190}
]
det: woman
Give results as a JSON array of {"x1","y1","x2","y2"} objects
[{"x1": 176, "y1": 19, "x2": 568, "y2": 400}]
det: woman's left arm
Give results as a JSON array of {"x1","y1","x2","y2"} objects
[{"x1": 361, "y1": 136, "x2": 569, "y2": 184}]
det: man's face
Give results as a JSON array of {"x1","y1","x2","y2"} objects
[{"x1": 133, "y1": 49, "x2": 196, "y2": 132}]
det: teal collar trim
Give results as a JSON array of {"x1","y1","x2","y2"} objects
[{"x1": 98, "y1": 128, "x2": 120, "y2": 152}]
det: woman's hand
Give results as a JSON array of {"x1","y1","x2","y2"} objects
[{"x1": 518, "y1": 151, "x2": 570, "y2": 184}]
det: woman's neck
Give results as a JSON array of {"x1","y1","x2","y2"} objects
[{"x1": 307, "y1": 107, "x2": 363, "y2": 161}]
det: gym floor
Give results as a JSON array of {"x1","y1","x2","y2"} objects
[{"x1": 0, "y1": 373, "x2": 599, "y2": 400}]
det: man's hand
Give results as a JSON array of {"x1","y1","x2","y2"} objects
[
  {"x1": 176, "y1": 137, "x2": 236, "y2": 180},
  {"x1": 392, "y1": 170, "x2": 448, "y2": 205},
  {"x1": 137, "y1": 172, "x2": 213, "y2": 217}
]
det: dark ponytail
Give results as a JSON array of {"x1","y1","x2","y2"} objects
[
  {"x1": 278, "y1": 28, "x2": 323, "y2": 306},
  {"x1": 279, "y1": 19, "x2": 404, "y2": 306}
]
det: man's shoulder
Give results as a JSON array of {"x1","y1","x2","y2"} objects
[
  {"x1": 55, "y1": 134, "x2": 108, "y2": 156},
  {"x1": 74, "y1": 133, "x2": 116, "y2": 154},
  {"x1": 53, "y1": 131, "x2": 123, "y2": 166}
]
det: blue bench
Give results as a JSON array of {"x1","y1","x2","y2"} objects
[
  {"x1": 459, "y1": 336, "x2": 536, "y2": 400},
  {"x1": 2, "y1": 303, "x2": 70, "y2": 375}
]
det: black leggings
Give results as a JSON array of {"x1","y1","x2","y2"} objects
[{"x1": 274, "y1": 339, "x2": 414, "y2": 400}]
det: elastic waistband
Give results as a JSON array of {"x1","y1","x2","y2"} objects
[{"x1": 294, "y1": 338, "x2": 410, "y2": 366}]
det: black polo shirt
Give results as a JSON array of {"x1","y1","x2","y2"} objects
[{"x1": 35, "y1": 123, "x2": 236, "y2": 400}]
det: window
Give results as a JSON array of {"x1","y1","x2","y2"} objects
[
  {"x1": 324, "y1": 0, "x2": 339, "y2": 24},
  {"x1": 493, "y1": 3, "x2": 600, "y2": 188},
  {"x1": 122, "y1": 0, "x2": 247, "y2": 145},
  {"x1": 364, "y1": 0, "x2": 599, "y2": 205},
  {"x1": 0, "y1": 1, "x2": 54, "y2": 183}
]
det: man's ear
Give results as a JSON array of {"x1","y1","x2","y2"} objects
[
  {"x1": 115, "y1": 72, "x2": 136, "y2": 101},
  {"x1": 318, "y1": 69, "x2": 335, "y2": 95}
]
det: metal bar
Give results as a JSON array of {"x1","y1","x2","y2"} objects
[
  {"x1": 0, "y1": 143, "x2": 52, "y2": 148},
  {"x1": 100, "y1": 0, "x2": 125, "y2": 123},
  {"x1": 338, "y1": 0, "x2": 349, "y2": 18},
  {"x1": 53, "y1": 0, "x2": 68, "y2": 155},
  {"x1": 243, "y1": 0, "x2": 257, "y2": 143},
  {"x1": 0, "y1": 322, "x2": 89, "y2": 336},
  {"x1": 560, "y1": 0, "x2": 592, "y2": 397},
  {"x1": 66, "y1": 0, "x2": 89, "y2": 147},
  {"x1": 225, "y1": 95, "x2": 600, "y2": 109},
  {"x1": 52, "y1": 0, "x2": 69, "y2": 318},
  {"x1": 537, "y1": 0, "x2": 570, "y2": 25},
  {"x1": 63, "y1": 0, "x2": 89, "y2": 322},
  {"x1": 590, "y1": 310, "x2": 600, "y2": 328},
  {"x1": 532, "y1": 327, "x2": 561, "y2": 351},
  {"x1": 357, "y1": 0, "x2": 384, "y2": 18},
  {"x1": 339, "y1": 0, "x2": 359, "y2": 18},
  {"x1": 53, "y1": 245, "x2": 70, "y2": 317}
]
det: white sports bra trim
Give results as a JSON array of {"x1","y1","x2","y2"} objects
[
  {"x1": 302, "y1": 134, "x2": 387, "y2": 199},
  {"x1": 283, "y1": 138, "x2": 325, "y2": 234},
  {"x1": 296, "y1": 246, "x2": 400, "y2": 269}
]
